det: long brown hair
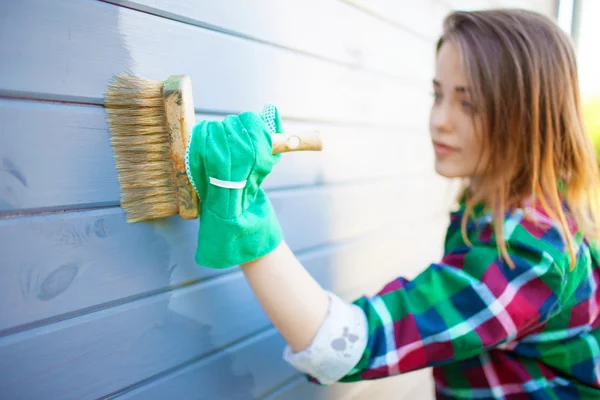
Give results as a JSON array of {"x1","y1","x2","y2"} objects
[{"x1": 437, "y1": 9, "x2": 600, "y2": 269}]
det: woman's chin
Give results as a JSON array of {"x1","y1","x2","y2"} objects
[{"x1": 434, "y1": 160, "x2": 464, "y2": 179}]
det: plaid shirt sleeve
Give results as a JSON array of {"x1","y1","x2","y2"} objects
[
  {"x1": 335, "y1": 231, "x2": 566, "y2": 383},
  {"x1": 284, "y1": 214, "x2": 569, "y2": 385}
]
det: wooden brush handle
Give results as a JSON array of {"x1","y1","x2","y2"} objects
[
  {"x1": 163, "y1": 75, "x2": 200, "y2": 220},
  {"x1": 271, "y1": 130, "x2": 323, "y2": 154}
]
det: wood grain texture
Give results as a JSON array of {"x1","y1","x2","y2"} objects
[
  {"x1": 0, "y1": 0, "x2": 431, "y2": 126},
  {"x1": 0, "y1": 98, "x2": 434, "y2": 213},
  {"x1": 270, "y1": 131, "x2": 323, "y2": 153},
  {"x1": 162, "y1": 75, "x2": 201, "y2": 221},
  {"x1": 103, "y1": 0, "x2": 435, "y2": 81},
  {"x1": 0, "y1": 175, "x2": 449, "y2": 334},
  {"x1": 1, "y1": 269, "x2": 276, "y2": 400},
  {"x1": 0, "y1": 222, "x2": 438, "y2": 400}
]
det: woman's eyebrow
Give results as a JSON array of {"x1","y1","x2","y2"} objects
[{"x1": 432, "y1": 80, "x2": 470, "y2": 93}]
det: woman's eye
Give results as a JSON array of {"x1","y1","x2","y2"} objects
[
  {"x1": 462, "y1": 101, "x2": 474, "y2": 111},
  {"x1": 432, "y1": 92, "x2": 442, "y2": 102}
]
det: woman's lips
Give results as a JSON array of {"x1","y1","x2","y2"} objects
[{"x1": 433, "y1": 141, "x2": 458, "y2": 155}]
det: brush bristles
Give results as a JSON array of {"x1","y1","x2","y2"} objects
[{"x1": 104, "y1": 73, "x2": 178, "y2": 223}]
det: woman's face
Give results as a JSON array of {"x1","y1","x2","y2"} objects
[{"x1": 429, "y1": 40, "x2": 487, "y2": 179}]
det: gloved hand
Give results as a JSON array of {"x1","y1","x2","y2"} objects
[{"x1": 185, "y1": 104, "x2": 284, "y2": 269}]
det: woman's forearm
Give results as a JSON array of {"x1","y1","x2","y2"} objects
[{"x1": 240, "y1": 240, "x2": 330, "y2": 353}]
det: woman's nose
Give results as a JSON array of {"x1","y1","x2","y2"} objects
[{"x1": 431, "y1": 104, "x2": 453, "y2": 133}]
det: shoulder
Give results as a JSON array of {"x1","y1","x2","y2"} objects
[
  {"x1": 436, "y1": 204, "x2": 569, "y2": 322},
  {"x1": 445, "y1": 201, "x2": 576, "y2": 272}
]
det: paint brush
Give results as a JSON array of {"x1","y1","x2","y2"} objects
[{"x1": 104, "y1": 72, "x2": 323, "y2": 223}]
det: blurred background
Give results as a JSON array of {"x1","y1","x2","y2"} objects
[
  {"x1": 0, "y1": 1, "x2": 597, "y2": 399},
  {"x1": 570, "y1": 0, "x2": 600, "y2": 164}
]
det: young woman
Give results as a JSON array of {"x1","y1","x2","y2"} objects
[
  {"x1": 236, "y1": 9, "x2": 600, "y2": 399},
  {"x1": 185, "y1": 7, "x2": 600, "y2": 400}
]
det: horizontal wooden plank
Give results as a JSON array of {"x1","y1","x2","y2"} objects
[
  {"x1": 341, "y1": 0, "x2": 451, "y2": 41},
  {"x1": 276, "y1": 177, "x2": 451, "y2": 255},
  {"x1": 0, "y1": 207, "x2": 221, "y2": 335},
  {"x1": 340, "y1": 0, "x2": 554, "y2": 47},
  {"x1": 0, "y1": 268, "x2": 275, "y2": 400},
  {"x1": 0, "y1": 100, "x2": 120, "y2": 212},
  {"x1": 0, "y1": 175, "x2": 449, "y2": 334},
  {"x1": 0, "y1": 98, "x2": 433, "y2": 213},
  {"x1": 0, "y1": 221, "x2": 440, "y2": 400},
  {"x1": 104, "y1": 0, "x2": 435, "y2": 81},
  {"x1": 114, "y1": 328, "x2": 297, "y2": 400},
  {"x1": 0, "y1": 0, "x2": 431, "y2": 126}
]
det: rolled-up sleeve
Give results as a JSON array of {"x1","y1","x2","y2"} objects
[{"x1": 283, "y1": 291, "x2": 368, "y2": 384}]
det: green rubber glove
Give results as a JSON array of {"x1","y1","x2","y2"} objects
[{"x1": 185, "y1": 104, "x2": 284, "y2": 269}]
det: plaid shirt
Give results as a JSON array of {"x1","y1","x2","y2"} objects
[{"x1": 303, "y1": 201, "x2": 600, "y2": 399}]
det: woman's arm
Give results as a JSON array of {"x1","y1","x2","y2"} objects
[
  {"x1": 240, "y1": 240, "x2": 330, "y2": 353},
  {"x1": 242, "y1": 226, "x2": 565, "y2": 386}
]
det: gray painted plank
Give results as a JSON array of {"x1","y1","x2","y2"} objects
[
  {"x1": 0, "y1": 268, "x2": 274, "y2": 400},
  {"x1": 104, "y1": 0, "x2": 434, "y2": 80},
  {"x1": 0, "y1": 100, "x2": 120, "y2": 212},
  {"x1": 0, "y1": 223, "x2": 416, "y2": 400},
  {"x1": 114, "y1": 329, "x2": 297, "y2": 400},
  {"x1": 342, "y1": 0, "x2": 551, "y2": 38},
  {"x1": 0, "y1": 98, "x2": 432, "y2": 213},
  {"x1": 0, "y1": 176, "x2": 445, "y2": 334},
  {"x1": 0, "y1": 0, "x2": 430, "y2": 126},
  {"x1": 0, "y1": 207, "x2": 220, "y2": 335},
  {"x1": 342, "y1": 0, "x2": 451, "y2": 41}
]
